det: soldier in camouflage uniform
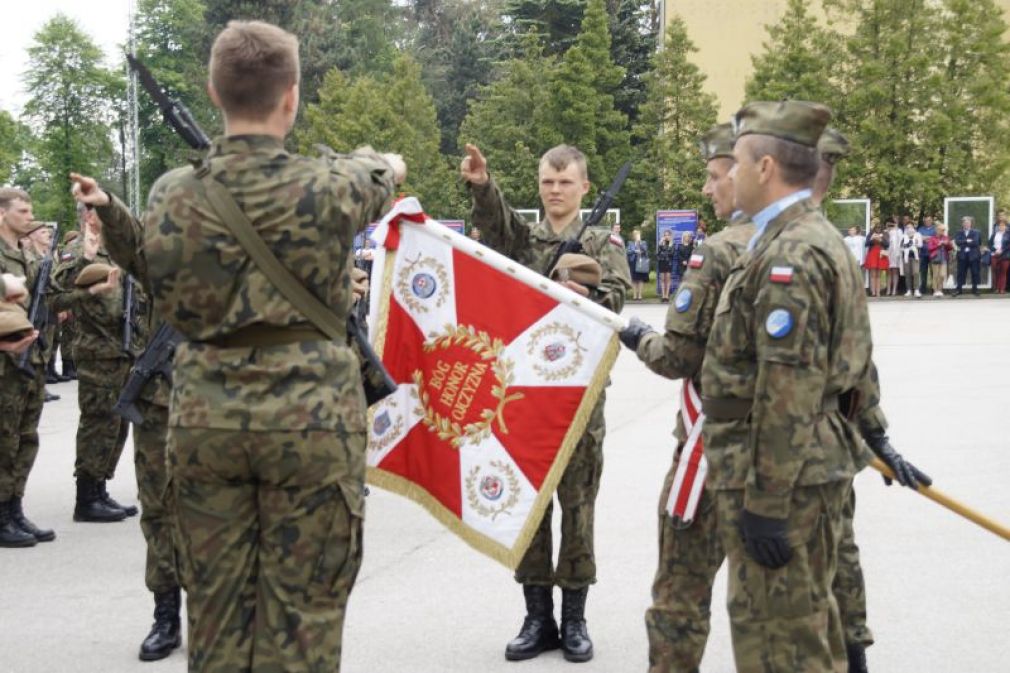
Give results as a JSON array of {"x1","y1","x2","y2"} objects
[
  {"x1": 698, "y1": 101, "x2": 869, "y2": 672},
  {"x1": 461, "y1": 142, "x2": 631, "y2": 663},
  {"x1": 0, "y1": 187, "x2": 54, "y2": 547},
  {"x1": 52, "y1": 206, "x2": 140, "y2": 523},
  {"x1": 133, "y1": 21, "x2": 399, "y2": 673},
  {"x1": 618, "y1": 123, "x2": 754, "y2": 673},
  {"x1": 71, "y1": 172, "x2": 185, "y2": 662},
  {"x1": 57, "y1": 228, "x2": 81, "y2": 380}
]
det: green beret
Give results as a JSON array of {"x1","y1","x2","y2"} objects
[
  {"x1": 732, "y1": 100, "x2": 832, "y2": 148},
  {"x1": 74, "y1": 263, "x2": 116, "y2": 288},
  {"x1": 63, "y1": 230, "x2": 80, "y2": 244},
  {"x1": 23, "y1": 221, "x2": 53, "y2": 236},
  {"x1": 0, "y1": 302, "x2": 33, "y2": 339},
  {"x1": 818, "y1": 127, "x2": 850, "y2": 164},
  {"x1": 550, "y1": 253, "x2": 603, "y2": 287},
  {"x1": 698, "y1": 123, "x2": 735, "y2": 161}
]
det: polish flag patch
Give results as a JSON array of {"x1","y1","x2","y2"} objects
[
  {"x1": 688, "y1": 254, "x2": 705, "y2": 269},
  {"x1": 769, "y1": 266, "x2": 794, "y2": 284},
  {"x1": 609, "y1": 234, "x2": 624, "y2": 248}
]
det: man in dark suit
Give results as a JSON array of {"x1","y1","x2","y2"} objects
[{"x1": 954, "y1": 215, "x2": 982, "y2": 296}]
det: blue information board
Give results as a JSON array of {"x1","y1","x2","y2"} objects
[{"x1": 655, "y1": 210, "x2": 699, "y2": 293}]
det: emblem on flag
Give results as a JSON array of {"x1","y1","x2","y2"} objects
[{"x1": 364, "y1": 198, "x2": 622, "y2": 568}]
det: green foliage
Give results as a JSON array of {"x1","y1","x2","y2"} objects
[
  {"x1": 0, "y1": 111, "x2": 32, "y2": 187},
  {"x1": 301, "y1": 54, "x2": 462, "y2": 218},
  {"x1": 626, "y1": 15, "x2": 717, "y2": 231},
  {"x1": 21, "y1": 14, "x2": 118, "y2": 226},
  {"x1": 608, "y1": 0, "x2": 659, "y2": 126},
  {"x1": 502, "y1": 0, "x2": 586, "y2": 55}
]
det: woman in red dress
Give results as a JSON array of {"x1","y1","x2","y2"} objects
[{"x1": 864, "y1": 223, "x2": 889, "y2": 296}]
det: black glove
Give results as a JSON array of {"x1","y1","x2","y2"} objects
[
  {"x1": 863, "y1": 429, "x2": 932, "y2": 489},
  {"x1": 618, "y1": 316, "x2": 655, "y2": 351},
  {"x1": 739, "y1": 509, "x2": 793, "y2": 570}
]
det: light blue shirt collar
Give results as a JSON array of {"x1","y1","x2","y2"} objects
[{"x1": 747, "y1": 189, "x2": 812, "y2": 251}]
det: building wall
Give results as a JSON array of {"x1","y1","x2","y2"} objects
[{"x1": 666, "y1": 0, "x2": 1010, "y2": 119}]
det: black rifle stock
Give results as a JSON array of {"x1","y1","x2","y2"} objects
[
  {"x1": 543, "y1": 161, "x2": 632, "y2": 277},
  {"x1": 15, "y1": 227, "x2": 59, "y2": 378},
  {"x1": 113, "y1": 322, "x2": 183, "y2": 424}
]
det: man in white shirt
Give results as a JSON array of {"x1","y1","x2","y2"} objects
[{"x1": 844, "y1": 226, "x2": 864, "y2": 265}]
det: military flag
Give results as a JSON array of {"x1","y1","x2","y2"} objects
[{"x1": 365, "y1": 198, "x2": 623, "y2": 569}]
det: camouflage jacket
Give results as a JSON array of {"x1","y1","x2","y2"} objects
[
  {"x1": 636, "y1": 216, "x2": 755, "y2": 443},
  {"x1": 51, "y1": 246, "x2": 144, "y2": 362},
  {"x1": 700, "y1": 198, "x2": 872, "y2": 519},
  {"x1": 96, "y1": 194, "x2": 168, "y2": 407},
  {"x1": 469, "y1": 178, "x2": 631, "y2": 313},
  {"x1": 0, "y1": 235, "x2": 43, "y2": 370},
  {"x1": 143, "y1": 134, "x2": 396, "y2": 431}
]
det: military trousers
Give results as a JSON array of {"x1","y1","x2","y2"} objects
[
  {"x1": 716, "y1": 481, "x2": 850, "y2": 673},
  {"x1": 0, "y1": 366, "x2": 44, "y2": 501},
  {"x1": 833, "y1": 483, "x2": 873, "y2": 647},
  {"x1": 74, "y1": 358, "x2": 132, "y2": 480},
  {"x1": 645, "y1": 450, "x2": 724, "y2": 673},
  {"x1": 169, "y1": 426, "x2": 365, "y2": 673},
  {"x1": 515, "y1": 395, "x2": 605, "y2": 589},
  {"x1": 134, "y1": 399, "x2": 178, "y2": 593}
]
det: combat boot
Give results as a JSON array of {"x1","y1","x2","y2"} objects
[
  {"x1": 505, "y1": 585, "x2": 560, "y2": 661},
  {"x1": 74, "y1": 475, "x2": 128, "y2": 522},
  {"x1": 62, "y1": 358, "x2": 77, "y2": 380},
  {"x1": 560, "y1": 587, "x2": 593, "y2": 662},
  {"x1": 46, "y1": 358, "x2": 61, "y2": 384},
  {"x1": 0, "y1": 500, "x2": 37, "y2": 547},
  {"x1": 98, "y1": 480, "x2": 138, "y2": 517},
  {"x1": 846, "y1": 642, "x2": 869, "y2": 673},
  {"x1": 139, "y1": 587, "x2": 182, "y2": 661},
  {"x1": 10, "y1": 496, "x2": 55, "y2": 542}
]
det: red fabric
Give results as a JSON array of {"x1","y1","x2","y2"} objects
[{"x1": 864, "y1": 245, "x2": 889, "y2": 271}]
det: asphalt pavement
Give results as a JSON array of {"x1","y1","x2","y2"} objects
[{"x1": 2, "y1": 297, "x2": 1008, "y2": 673}]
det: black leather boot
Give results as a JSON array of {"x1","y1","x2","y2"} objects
[
  {"x1": 62, "y1": 359, "x2": 77, "y2": 380},
  {"x1": 74, "y1": 476, "x2": 128, "y2": 522},
  {"x1": 10, "y1": 496, "x2": 55, "y2": 542},
  {"x1": 44, "y1": 388, "x2": 60, "y2": 403},
  {"x1": 505, "y1": 585, "x2": 560, "y2": 661},
  {"x1": 99, "y1": 480, "x2": 138, "y2": 517},
  {"x1": 0, "y1": 500, "x2": 37, "y2": 547},
  {"x1": 847, "y1": 642, "x2": 869, "y2": 673},
  {"x1": 139, "y1": 588, "x2": 182, "y2": 661},
  {"x1": 46, "y1": 359, "x2": 61, "y2": 384},
  {"x1": 560, "y1": 587, "x2": 593, "y2": 662}
]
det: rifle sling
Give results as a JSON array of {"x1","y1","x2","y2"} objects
[{"x1": 198, "y1": 172, "x2": 346, "y2": 343}]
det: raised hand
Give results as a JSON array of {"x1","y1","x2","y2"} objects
[
  {"x1": 70, "y1": 172, "x2": 110, "y2": 207},
  {"x1": 460, "y1": 144, "x2": 489, "y2": 185}
]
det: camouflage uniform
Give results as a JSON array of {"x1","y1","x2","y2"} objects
[
  {"x1": 0, "y1": 237, "x2": 44, "y2": 503},
  {"x1": 57, "y1": 237, "x2": 82, "y2": 370},
  {"x1": 635, "y1": 214, "x2": 754, "y2": 672},
  {"x1": 97, "y1": 194, "x2": 178, "y2": 593},
  {"x1": 701, "y1": 196, "x2": 872, "y2": 673},
  {"x1": 52, "y1": 248, "x2": 140, "y2": 482},
  {"x1": 143, "y1": 135, "x2": 395, "y2": 672},
  {"x1": 469, "y1": 177, "x2": 630, "y2": 589}
]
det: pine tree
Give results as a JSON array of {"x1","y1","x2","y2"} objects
[
  {"x1": 22, "y1": 14, "x2": 118, "y2": 224},
  {"x1": 301, "y1": 54, "x2": 461, "y2": 218},
  {"x1": 608, "y1": 0, "x2": 659, "y2": 126},
  {"x1": 626, "y1": 15, "x2": 717, "y2": 233}
]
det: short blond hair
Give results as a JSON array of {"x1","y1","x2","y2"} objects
[
  {"x1": 0, "y1": 187, "x2": 31, "y2": 210},
  {"x1": 540, "y1": 145, "x2": 588, "y2": 179},
  {"x1": 209, "y1": 20, "x2": 299, "y2": 121}
]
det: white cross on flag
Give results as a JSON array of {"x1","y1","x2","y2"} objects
[{"x1": 365, "y1": 198, "x2": 623, "y2": 569}]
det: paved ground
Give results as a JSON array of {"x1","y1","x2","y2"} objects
[{"x1": 2, "y1": 297, "x2": 1009, "y2": 673}]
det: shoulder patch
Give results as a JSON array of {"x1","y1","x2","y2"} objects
[
  {"x1": 674, "y1": 287, "x2": 693, "y2": 313},
  {"x1": 60, "y1": 252, "x2": 74, "y2": 261},
  {"x1": 609, "y1": 233, "x2": 624, "y2": 247},
  {"x1": 769, "y1": 266, "x2": 794, "y2": 284},
  {"x1": 765, "y1": 309, "x2": 794, "y2": 339},
  {"x1": 688, "y1": 253, "x2": 704, "y2": 269}
]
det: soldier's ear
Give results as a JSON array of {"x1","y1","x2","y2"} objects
[{"x1": 207, "y1": 81, "x2": 223, "y2": 110}]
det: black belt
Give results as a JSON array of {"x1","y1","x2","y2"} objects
[
  {"x1": 702, "y1": 394, "x2": 840, "y2": 420},
  {"x1": 198, "y1": 324, "x2": 331, "y2": 349}
]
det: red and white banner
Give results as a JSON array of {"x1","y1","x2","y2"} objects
[
  {"x1": 365, "y1": 198, "x2": 623, "y2": 568},
  {"x1": 665, "y1": 379, "x2": 708, "y2": 525}
]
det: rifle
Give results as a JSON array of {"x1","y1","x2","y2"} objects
[
  {"x1": 128, "y1": 53, "x2": 397, "y2": 407},
  {"x1": 113, "y1": 322, "x2": 183, "y2": 424},
  {"x1": 543, "y1": 161, "x2": 632, "y2": 277},
  {"x1": 122, "y1": 275, "x2": 135, "y2": 355},
  {"x1": 15, "y1": 226, "x2": 59, "y2": 378}
]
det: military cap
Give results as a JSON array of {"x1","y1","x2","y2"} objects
[
  {"x1": 63, "y1": 230, "x2": 80, "y2": 244},
  {"x1": 818, "y1": 127, "x2": 850, "y2": 165},
  {"x1": 0, "y1": 302, "x2": 33, "y2": 339},
  {"x1": 74, "y1": 263, "x2": 116, "y2": 287},
  {"x1": 550, "y1": 253, "x2": 603, "y2": 288},
  {"x1": 23, "y1": 221, "x2": 53, "y2": 236},
  {"x1": 699, "y1": 123, "x2": 735, "y2": 161},
  {"x1": 732, "y1": 101, "x2": 832, "y2": 148}
]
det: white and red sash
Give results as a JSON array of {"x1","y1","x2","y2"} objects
[{"x1": 665, "y1": 379, "x2": 708, "y2": 525}]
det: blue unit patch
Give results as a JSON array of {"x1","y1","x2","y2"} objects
[
  {"x1": 765, "y1": 309, "x2": 794, "y2": 339},
  {"x1": 675, "y1": 288, "x2": 693, "y2": 313}
]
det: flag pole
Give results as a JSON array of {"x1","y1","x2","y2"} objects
[{"x1": 870, "y1": 458, "x2": 1010, "y2": 542}]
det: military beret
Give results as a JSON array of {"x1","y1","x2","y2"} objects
[
  {"x1": 63, "y1": 230, "x2": 80, "y2": 243},
  {"x1": 550, "y1": 253, "x2": 603, "y2": 288},
  {"x1": 74, "y1": 263, "x2": 116, "y2": 288},
  {"x1": 818, "y1": 127, "x2": 850, "y2": 164},
  {"x1": 699, "y1": 123, "x2": 735, "y2": 161},
  {"x1": 0, "y1": 302, "x2": 33, "y2": 339},
  {"x1": 732, "y1": 101, "x2": 832, "y2": 148},
  {"x1": 23, "y1": 221, "x2": 53, "y2": 236}
]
